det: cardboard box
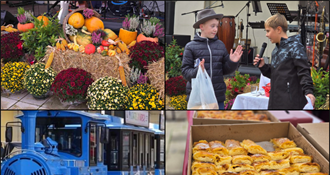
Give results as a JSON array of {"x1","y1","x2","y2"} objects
[
  {"x1": 268, "y1": 111, "x2": 313, "y2": 126},
  {"x1": 297, "y1": 123, "x2": 329, "y2": 161},
  {"x1": 187, "y1": 122, "x2": 329, "y2": 175},
  {"x1": 193, "y1": 111, "x2": 280, "y2": 125}
]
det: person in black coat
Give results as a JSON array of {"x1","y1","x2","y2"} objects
[
  {"x1": 254, "y1": 13, "x2": 315, "y2": 109},
  {"x1": 181, "y1": 9, "x2": 243, "y2": 109}
]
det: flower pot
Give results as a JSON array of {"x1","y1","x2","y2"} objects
[
  {"x1": 17, "y1": 23, "x2": 34, "y2": 32},
  {"x1": 32, "y1": 91, "x2": 51, "y2": 100},
  {"x1": 60, "y1": 99, "x2": 86, "y2": 106},
  {"x1": 119, "y1": 28, "x2": 137, "y2": 45},
  {"x1": 2, "y1": 89, "x2": 26, "y2": 95},
  {"x1": 136, "y1": 33, "x2": 158, "y2": 43}
]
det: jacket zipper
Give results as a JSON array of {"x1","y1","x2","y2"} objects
[
  {"x1": 206, "y1": 38, "x2": 213, "y2": 80},
  {"x1": 287, "y1": 82, "x2": 292, "y2": 101}
]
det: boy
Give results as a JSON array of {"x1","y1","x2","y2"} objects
[
  {"x1": 181, "y1": 8, "x2": 243, "y2": 109},
  {"x1": 253, "y1": 13, "x2": 315, "y2": 109}
]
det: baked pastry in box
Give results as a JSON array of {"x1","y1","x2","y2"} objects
[
  {"x1": 214, "y1": 154, "x2": 232, "y2": 166},
  {"x1": 193, "y1": 140, "x2": 210, "y2": 154},
  {"x1": 191, "y1": 161, "x2": 216, "y2": 172},
  {"x1": 259, "y1": 170, "x2": 281, "y2": 175},
  {"x1": 274, "y1": 147, "x2": 304, "y2": 155},
  {"x1": 216, "y1": 164, "x2": 230, "y2": 174},
  {"x1": 225, "y1": 140, "x2": 248, "y2": 156},
  {"x1": 227, "y1": 164, "x2": 255, "y2": 173},
  {"x1": 209, "y1": 140, "x2": 229, "y2": 156},
  {"x1": 300, "y1": 173, "x2": 329, "y2": 175},
  {"x1": 277, "y1": 166, "x2": 300, "y2": 175},
  {"x1": 240, "y1": 139, "x2": 267, "y2": 155},
  {"x1": 251, "y1": 154, "x2": 271, "y2": 163},
  {"x1": 232, "y1": 155, "x2": 253, "y2": 165},
  {"x1": 291, "y1": 162, "x2": 321, "y2": 173},
  {"x1": 270, "y1": 138, "x2": 297, "y2": 149},
  {"x1": 267, "y1": 151, "x2": 290, "y2": 161},
  {"x1": 239, "y1": 170, "x2": 260, "y2": 175},
  {"x1": 289, "y1": 153, "x2": 312, "y2": 163},
  {"x1": 192, "y1": 167, "x2": 217, "y2": 175},
  {"x1": 193, "y1": 151, "x2": 214, "y2": 162}
]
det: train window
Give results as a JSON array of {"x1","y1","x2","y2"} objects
[
  {"x1": 154, "y1": 137, "x2": 157, "y2": 168},
  {"x1": 151, "y1": 136, "x2": 155, "y2": 168},
  {"x1": 109, "y1": 130, "x2": 119, "y2": 169},
  {"x1": 97, "y1": 126, "x2": 104, "y2": 163},
  {"x1": 90, "y1": 123, "x2": 97, "y2": 166},
  {"x1": 159, "y1": 136, "x2": 164, "y2": 169},
  {"x1": 122, "y1": 131, "x2": 130, "y2": 169},
  {"x1": 139, "y1": 133, "x2": 144, "y2": 167},
  {"x1": 133, "y1": 133, "x2": 138, "y2": 167},
  {"x1": 36, "y1": 117, "x2": 82, "y2": 157},
  {"x1": 145, "y1": 134, "x2": 150, "y2": 169}
]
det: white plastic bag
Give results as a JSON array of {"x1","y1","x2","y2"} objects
[
  {"x1": 303, "y1": 96, "x2": 314, "y2": 109},
  {"x1": 187, "y1": 65, "x2": 219, "y2": 109}
]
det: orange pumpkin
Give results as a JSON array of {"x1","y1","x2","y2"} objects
[
  {"x1": 37, "y1": 16, "x2": 49, "y2": 27},
  {"x1": 84, "y1": 16, "x2": 104, "y2": 33},
  {"x1": 136, "y1": 33, "x2": 158, "y2": 43},
  {"x1": 68, "y1": 12, "x2": 85, "y2": 29},
  {"x1": 119, "y1": 28, "x2": 137, "y2": 45},
  {"x1": 17, "y1": 23, "x2": 35, "y2": 32}
]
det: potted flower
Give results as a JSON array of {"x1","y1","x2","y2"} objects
[
  {"x1": 86, "y1": 77, "x2": 129, "y2": 110},
  {"x1": 129, "y1": 41, "x2": 164, "y2": 73},
  {"x1": 23, "y1": 63, "x2": 56, "y2": 99},
  {"x1": 1, "y1": 32, "x2": 24, "y2": 64},
  {"x1": 126, "y1": 84, "x2": 164, "y2": 110},
  {"x1": 165, "y1": 39, "x2": 184, "y2": 78},
  {"x1": 51, "y1": 68, "x2": 94, "y2": 105},
  {"x1": 165, "y1": 76, "x2": 187, "y2": 97},
  {"x1": 226, "y1": 71, "x2": 250, "y2": 97},
  {"x1": 119, "y1": 14, "x2": 140, "y2": 45},
  {"x1": 137, "y1": 17, "x2": 164, "y2": 43},
  {"x1": 17, "y1": 7, "x2": 34, "y2": 32},
  {"x1": 1, "y1": 62, "x2": 30, "y2": 93},
  {"x1": 170, "y1": 94, "x2": 187, "y2": 110}
]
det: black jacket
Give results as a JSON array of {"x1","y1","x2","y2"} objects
[
  {"x1": 181, "y1": 33, "x2": 239, "y2": 103},
  {"x1": 259, "y1": 34, "x2": 314, "y2": 109}
]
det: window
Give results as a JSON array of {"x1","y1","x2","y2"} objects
[
  {"x1": 36, "y1": 117, "x2": 82, "y2": 157},
  {"x1": 133, "y1": 133, "x2": 138, "y2": 167},
  {"x1": 122, "y1": 131, "x2": 130, "y2": 169},
  {"x1": 97, "y1": 126, "x2": 104, "y2": 163},
  {"x1": 145, "y1": 134, "x2": 150, "y2": 168},
  {"x1": 151, "y1": 135, "x2": 155, "y2": 168},
  {"x1": 109, "y1": 130, "x2": 119, "y2": 169},
  {"x1": 159, "y1": 136, "x2": 164, "y2": 169},
  {"x1": 139, "y1": 133, "x2": 144, "y2": 167},
  {"x1": 89, "y1": 123, "x2": 97, "y2": 166}
]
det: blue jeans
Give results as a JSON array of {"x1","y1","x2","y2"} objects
[{"x1": 218, "y1": 102, "x2": 224, "y2": 110}]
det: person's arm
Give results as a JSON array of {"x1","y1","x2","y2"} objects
[
  {"x1": 292, "y1": 45, "x2": 314, "y2": 96},
  {"x1": 181, "y1": 44, "x2": 198, "y2": 81},
  {"x1": 222, "y1": 50, "x2": 239, "y2": 75},
  {"x1": 259, "y1": 63, "x2": 272, "y2": 78}
]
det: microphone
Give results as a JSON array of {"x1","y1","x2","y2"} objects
[{"x1": 255, "y1": 42, "x2": 267, "y2": 68}]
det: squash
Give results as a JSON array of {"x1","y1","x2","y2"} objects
[
  {"x1": 68, "y1": 12, "x2": 85, "y2": 29},
  {"x1": 119, "y1": 28, "x2": 137, "y2": 45},
  {"x1": 128, "y1": 40, "x2": 136, "y2": 48},
  {"x1": 61, "y1": 39, "x2": 68, "y2": 47},
  {"x1": 69, "y1": 32, "x2": 92, "y2": 47},
  {"x1": 84, "y1": 16, "x2": 104, "y2": 33},
  {"x1": 17, "y1": 23, "x2": 34, "y2": 32},
  {"x1": 36, "y1": 16, "x2": 49, "y2": 27},
  {"x1": 108, "y1": 49, "x2": 116, "y2": 57},
  {"x1": 117, "y1": 41, "x2": 129, "y2": 55},
  {"x1": 85, "y1": 44, "x2": 96, "y2": 54},
  {"x1": 73, "y1": 35, "x2": 80, "y2": 52},
  {"x1": 79, "y1": 45, "x2": 85, "y2": 53},
  {"x1": 136, "y1": 33, "x2": 158, "y2": 43},
  {"x1": 104, "y1": 28, "x2": 118, "y2": 40}
]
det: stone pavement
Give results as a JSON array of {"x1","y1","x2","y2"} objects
[
  {"x1": 1, "y1": 90, "x2": 88, "y2": 110},
  {"x1": 166, "y1": 111, "x2": 188, "y2": 175}
]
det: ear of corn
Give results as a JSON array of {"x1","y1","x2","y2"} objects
[
  {"x1": 118, "y1": 65, "x2": 127, "y2": 86},
  {"x1": 45, "y1": 49, "x2": 55, "y2": 69}
]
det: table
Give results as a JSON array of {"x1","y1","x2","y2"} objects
[{"x1": 232, "y1": 92, "x2": 313, "y2": 110}]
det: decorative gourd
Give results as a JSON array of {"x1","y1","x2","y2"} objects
[
  {"x1": 79, "y1": 45, "x2": 85, "y2": 53},
  {"x1": 119, "y1": 28, "x2": 137, "y2": 45},
  {"x1": 73, "y1": 35, "x2": 80, "y2": 52},
  {"x1": 104, "y1": 28, "x2": 118, "y2": 40},
  {"x1": 117, "y1": 41, "x2": 129, "y2": 55},
  {"x1": 17, "y1": 23, "x2": 34, "y2": 32},
  {"x1": 128, "y1": 40, "x2": 136, "y2": 48},
  {"x1": 36, "y1": 16, "x2": 49, "y2": 27},
  {"x1": 61, "y1": 39, "x2": 68, "y2": 47},
  {"x1": 68, "y1": 12, "x2": 85, "y2": 29},
  {"x1": 108, "y1": 49, "x2": 116, "y2": 56},
  {"x1": 116, "y1": 47, "x2": 122, "y2": 54},
  {"x1": 84, "y1": 16, "x2": 104, "y2": 33},
  {"x1": 85, "y1": 44, "x2": 96, "y2": 54},
  {"x1": 136, "y1": 33, "x2": 158, "y2": 43},
  {"x1": 69, "y1": 32, "x2": 92, "y2": 47}
]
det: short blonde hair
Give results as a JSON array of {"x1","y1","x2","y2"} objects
[{"x1": 265, "y1": 13, "x2": 288, "y2": 33}]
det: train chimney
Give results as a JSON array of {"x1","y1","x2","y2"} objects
[{"x1": 19, "y1": 110, "x2": 38, "y2": 151}]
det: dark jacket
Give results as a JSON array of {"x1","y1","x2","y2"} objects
[
  {"x1": 259, "y1": 34, "x2": 314, "y2": 109},
  {"x1": 181, "y1": 33, "x2": 239, "y2": 103}
]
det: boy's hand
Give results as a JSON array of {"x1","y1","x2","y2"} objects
[
  {"x1": 199, "y1": 59, "x2": 205, "y2": 72},
  {"x1": 230, "y1": 45, "x2": 243, "y2": 62},
  {"x1": 306, "y1": 94, "x2": 315, "y2": 107},
  {"x1": 253, "y1": 54, "x2": 265, "y2": 67}
]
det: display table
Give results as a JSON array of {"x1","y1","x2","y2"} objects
[{"x1": 232, "y1": 92, "x2": 313, "y2": 110}]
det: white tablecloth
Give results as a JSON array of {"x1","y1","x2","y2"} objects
[{"x1": 232, "y1": 92, "x2": 313, "y2": 110}]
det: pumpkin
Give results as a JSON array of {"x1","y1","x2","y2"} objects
[
  {"x1": 104, "y1": 28, "x2": 118, "y2": 40},
  {"x1": 85, "y1": 44, "x2": 96, "y2": 54},
  {"x1": 119, "y1": 28, "x2": 137, "y2": 45},
  {"x1": 69, "y1": 32, "x2": 92, "y2": 46},
  {"x1": 136, "y1": 33, "x2": 158, "y2": 43},
  {"x1": 36, "y1": 16, "x2": 49, "y2": 27},
  {"x1": 17, "y1": 23, "x2": 34, "y2": 32},
  {"x1": 84, "y1": 16, "x2": 104, "y2": 33},
  {"x1": 68, "y1": 12, "x2": 85, "y2": 29}
]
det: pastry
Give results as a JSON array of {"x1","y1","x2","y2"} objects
[
  {"x1": 193, "y1": 151, "x2": 214, "y2": 162},
  {"x1": 289, "y1": 154, "x2": 312, "y2": 163},
  {"x1": 191, "y1": 161, "x2": 216, "y2": 172},
  {"x1": 232, "y1": 155, "x2": 253, "y2": 165},
  {"x1": 300, "y1": 173, "x2": 329, "y2": 175},
  {"x1": 267, "y1": 151, "x2": 289, "y2": 161},
  {"x1": 270, "y1": 138, "x2": 296, "y2": 149},
  {"x1": 193, "y1": 140, "x2": 210, "y2": 154},
  {"x1": 291, "y1": 163, "x2": 321, "y2": 173},
  {"x1": 209, "y1": 140, "x2": 229, "y2": 156},
  {"x1": 259, "y1": 170, "x2": 281, "y2": 175},
  {"x1": 250, "y1": 154, "x2": 271, "y2": 163},
  {"x1": 192, "y1": 167, "x2": 217, "y2": 175},
  {"x1": 241, "y1": 139, "x2": 267, "y2": 155},
  {"x1": 274, "y1": 147, "x2": 304, "y2": 155},
  {"x1": 214, "y1": 154, "x2": 232, "y2": 166},
  {"x1": 216, "y1": 164, "x2": 230, "y2": 174},
  {"x1": 277, "y1": 166, "x2": 300, "y2": 175},
  {"x1": 225, "y1": 140, "x2": 248, "y2": 156},
  {"x1": 227, "y1": 164, "x2": 255, "y2": 173},
  {"x1": 239, "y1": 170, "x2": 260, "y2": 175}
]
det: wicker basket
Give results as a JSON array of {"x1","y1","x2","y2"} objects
[{"x1": 62, "y1": 8, "x2": 101, "y2": 43}]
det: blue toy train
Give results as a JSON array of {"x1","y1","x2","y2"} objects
[{"x1": 1, "y1": 111, "x2": 164, "y2": 175}]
